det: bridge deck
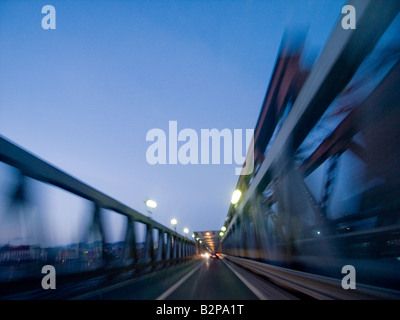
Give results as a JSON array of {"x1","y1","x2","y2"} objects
[{"x1": 75, "y1": 257, "x2": 259, "y2": 300}]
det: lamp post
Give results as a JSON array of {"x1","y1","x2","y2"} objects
[
  {"x1": 145, "y1": 199, "x2": 157, "y2": 219},
  {"x1": 231, "y1": 189, "x2": 241, "y2": 205},
  {"x1": 171, "y1": 218, "x2": 177, "y2": 232},
  {"x1": 183, "y1": 228, "x2": 189, "y2": 238}
]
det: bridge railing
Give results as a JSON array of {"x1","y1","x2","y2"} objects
[
  {"x1": 222, "y1": 0, "x2": 400, "y2": 294},
  {"x1": 0, "y1": 136, "x2": 195, "y2": 297}
]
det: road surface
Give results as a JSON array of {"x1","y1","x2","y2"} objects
[{"x1": 76, "y1": 257, "x2": 259, "y2": 300}]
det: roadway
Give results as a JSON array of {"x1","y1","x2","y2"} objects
[
  {"x1": 74, "y1": 255, "x2": 299, "y2": 300},
  {"x1": 164, "y1": 256, "x2": 258, "y2": 300},
  {"x1": 72, "y1": 256, "x2": 257, "y2": 300}
]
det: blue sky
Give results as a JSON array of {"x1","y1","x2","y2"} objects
[{"x1": 0, "y1": 0, "x2": 346, "y2": 245}]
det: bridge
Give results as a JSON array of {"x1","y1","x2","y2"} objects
[{"x1": 1, "y1": 0, "x2": 400, "y2": 301}]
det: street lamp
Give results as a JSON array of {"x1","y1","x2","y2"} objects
[
  {"x1": 145, "y1": 199, "x2": 157, "y2": 218},
  {"x1": 183, "y1": 228, "x2": 189, "y2": 237},
  {"x1": 231, "y1": 189, "x2": 242, "y2": 205},
  {"x1": 171, "y1": 218, "x2": 178, "y2": 231},
  {"x1": 221, "y1": 226, "x2": 227, "y2": 232},
  {"x1": 146, "y1": 199, "x2": 157, "y2": 209}
]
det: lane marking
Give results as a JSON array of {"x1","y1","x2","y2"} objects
[
  {"x1": 221, "y1": 258, "x2": 267, "y2": 300},
  {"x1": 156, "y1": 261, "x2": 203, "y2": 300},
  {"x1": 72, "y1": 261, "x2": 200, "y2": 300}
]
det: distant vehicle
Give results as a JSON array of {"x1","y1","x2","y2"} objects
[{"x1": 210, "y1": 252, "x2": 220, "y2": 259}]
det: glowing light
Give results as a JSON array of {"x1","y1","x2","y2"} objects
[
  {"x1": 145, "y1": 199, "x2": 157, "y2": 209},
  {"x1": 183, "y1": 228, "x2": 189, "y2": 234},
  {"x1": 171, "y1": 218, "x2": 177, "y2": 226},
  {"x1": 221, "y1": 226, "x2": 227, "y2": 232},
  {"x1": 231, "y1": 190, "x2": 242, "y2": 204}
]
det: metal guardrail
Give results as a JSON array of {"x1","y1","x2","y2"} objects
[
  {"x1": 0, "y1": 135, "x2": 195, "y2": 296},
  {"x1": 224, "y1": 0, "x2": 400, "y2": 234},
  {"x1": 225, "y1": 255, "x2": 400, "y2": 300},
  {"x1": 221, "y1": 0, "x2": 400, "y2": 297}
]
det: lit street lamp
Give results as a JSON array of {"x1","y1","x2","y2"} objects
[
  {"x1": 183, "y1": 228, "x2": 189, "y2": 237},
  {"x1": 145, "y1": 199, "x2": 157, "y2": 218},
  {"x1": 171, "y1": 218, "x2": 178, "y2": 231},
  {"x1": 231, "y1": 189, "x2": 242, "y2": 205}
]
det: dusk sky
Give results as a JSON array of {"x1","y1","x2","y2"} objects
[{"x1": 0, "y1": 0, "x2": 346, "y2": 245}]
